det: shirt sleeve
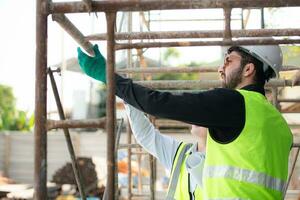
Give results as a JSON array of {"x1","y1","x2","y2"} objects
[
  {"x1": 116, "y1": 74, "x2": 245, "y2": 130},
  {"x1": 125, "y1": 103, "x2": 181, "y2": 171}
]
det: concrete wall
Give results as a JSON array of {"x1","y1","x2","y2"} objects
[{"x1": 0, "y1": 130, "x2": 196, "y2": 184}]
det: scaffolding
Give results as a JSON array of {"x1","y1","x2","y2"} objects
[{"x1": 36, "y1": 0, "x2": 300, "y2": 200}]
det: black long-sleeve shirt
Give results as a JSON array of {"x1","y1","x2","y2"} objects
[{"x1": 115, "y1": 74, "x2": 266, "y2": 144}]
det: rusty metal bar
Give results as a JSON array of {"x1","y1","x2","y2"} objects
[
  {"x1": 118, "y1": 66, "x2": 218, "y2": 74},
  {"x1": 52, "y1": 13, "x2": 95, "y2": 57},
  {"x1": 87, "y1": 29, "x2": 300, "y2": 41},
  {"x1": 48, "y1": 68, "x2": 87, "y2": 200},
  {"x1": 149, "y1": 154, "x2": 155, "y2": 200},
  {"x1": 284, "y1": 147, "x2": 300, "y2": 197},
  {"x1": 115, "y1": 119, "x2": 124, "y2": 151},
  {"x1": 114, "y1": 119, "x2": 123, "y2": 200},
  {"x1": 104, "y1": 11, "x2": 117, "y2": 200},
  {"x1": 278, "y1": 98, "x2": 300, "y2": 103},
  {"x1": 117, "y1": 65, "x2": 300, "y2": 74},
  {"x1": 50, "y1": 0, "x2": 300, "y2": 14},
  {"x1": 281, "y1": 110, "x2": 300, "y2": 114},
  {"x1": 35, "y1": 0, "x2": 48, "y2": 199},
  {"x1": 127, "y1": 119, "x2": 133, "y2": 200},
  {"x1": 135, "y1": 79, "x2": 300, "y2": 90},
  {"x1": 47, "y1": 118, "x2": 106, "y2": 130},
  {"x1": 223, "y1": 8, "x2": 232, "y2": 41},
  {"x1": 271, "y1": 87, "x2": 279, "y2": 110},
  {"x1": 116, "y1": 38, "x2": 300, "y2": 50},
  {"x1": 119, "y1": 143, "x2": 141, "y2": 149},
  {"x1": 82, "y1": 0, "x2": 92, "y2": 12}
]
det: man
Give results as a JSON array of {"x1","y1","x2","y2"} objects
[
  {"x1": 77, "y1": 44, "x2": 292, "y2": 199},
  {"x1": 125, "y1": 103, "x2": 207, "y2": 199}
]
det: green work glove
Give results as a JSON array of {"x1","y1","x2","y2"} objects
[{"x1": 77, "y1": 44, "x2": 107, "y2": 83}]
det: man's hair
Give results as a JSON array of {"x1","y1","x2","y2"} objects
[{"x1": 227, "y1": 46, "x2": 272, "y2": 86}]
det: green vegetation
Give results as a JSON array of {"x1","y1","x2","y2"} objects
[{"x1": 0, "y1": 84, "x2": 34, "y2": 131}]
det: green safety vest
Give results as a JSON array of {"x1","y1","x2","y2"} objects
[
  {"x1": 166, "y1": 142, "x2": 204, "y2": 200},
  {"x1": 203, "y1": 89, "x2": 293, "y2": 200}
]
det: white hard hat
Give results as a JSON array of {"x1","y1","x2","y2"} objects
[{"x1": 238, "y1": 45, "x2": 283, "y2": 78}]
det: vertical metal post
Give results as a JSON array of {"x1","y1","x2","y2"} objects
[
  {"x1": 105, "y1": 11, "x2": 117, "y2": 200},
  {"x1": 127, "y1": 11, "x2": 133, "y2": 200},
  {"x1": 127, "y1": 119, "x2": 132, "y2": 200},
  {"x1": 223, "y1": 7, "x2": 232, "y2": 40},
  {"x1": 271, "y1": 87, "x2": 279, "y2": 110},
  {"x1": 150, "y1": 117, "x2": 157, "y2": 200},
  {"x1": 241, "y1": 8, "x2": 244, "y2": 29},
  {"x1": 261, "y1": 8, "x2": 265, "y2": 29},
  {"x1": 114, "y1": 119, "x2": 124, "y2": 200},
  {"x1": 149, "y1": 155, "x2": 156, "y2": 200},
  {"x1": 35, "y1": 0, "x2": 48, "y2": 199}
]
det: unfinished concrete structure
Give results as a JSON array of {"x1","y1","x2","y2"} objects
[{"x1": 36, "y1": 0, "x2": 300, "y2": 199}]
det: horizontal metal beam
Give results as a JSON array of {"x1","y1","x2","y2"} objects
[
  {"x1": 278, "y1": 99, "x2": 300, "y2": 103},
  {"x1": 117, "y1": 66, "x2": 218, "y2": 74},
  {"x1": 87, "y1": 29, "x2": 300, "y2": 41},
  {"x1": 50, "y1": 0, "x2": 300, "y2": 14},
  {"x1": 116, "y1": 38, "x2": 300, "y2": 50},
  {"x1": 47, "y1": 118, "x2": 106, "y2": 130},
  {"x1": 135, "y1": 79, "x2": 300, "y2": 89},
  {"x1": 117, "y1": 66, "x2": 300, "y2": 74},
  {"x1": 119, "y1": 143, "x2": 141, "y2": 149}
]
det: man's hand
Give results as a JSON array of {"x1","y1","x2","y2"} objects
[{"x1": 77, "y1": 44, "x2": 107, "y2": 83}]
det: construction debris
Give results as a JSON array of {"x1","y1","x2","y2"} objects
[{"x1": 52, "y1": 157, "x2": 104, "y2": 198}]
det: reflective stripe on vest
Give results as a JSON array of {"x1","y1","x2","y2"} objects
[
  {"x1": 166, "y1": 143, "x2": 193, "y2": 200},
  {"x1": 204, "y1": 166, "x2": 286, "y2": 193}
]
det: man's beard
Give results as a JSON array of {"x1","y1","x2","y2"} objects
[{"x1": 221, "y1": 67, "x2": 243, "y2": 89}]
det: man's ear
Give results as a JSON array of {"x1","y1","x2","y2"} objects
[{"x1": 243, "y1": 63, "x2": 256, "y2": 77}]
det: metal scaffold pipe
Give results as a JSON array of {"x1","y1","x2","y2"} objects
[
  {"x1": 103, "y1": 11, "x2": 117, "y2": 200},
  {"x1": 52, "y1": 13, "x2": 95, "y2": 57},
  {"x1": 116, "y1": 66, "x2": 300, "y2": 74},
  {"x1": 35, "y1": 0, "x2": 48, "y2": 199},
  {"x1": 49, "y1": 0, "x2": 300, "y2": 14},
  {"x1": 135, "y1": 79, "x2": 300, "y2": 90},
  {"x1": 223, "y1": 7, "x2": 232, "y2": 41},
  {"x1": 47, "y1": 118, "x2": 106, "y2": 130},
  {"x1": 116, "y1": 38, "x2": 300, "y2": 50},
  {"x1": 86, "y1": 29, "x2": 300, "y2": 41}
]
